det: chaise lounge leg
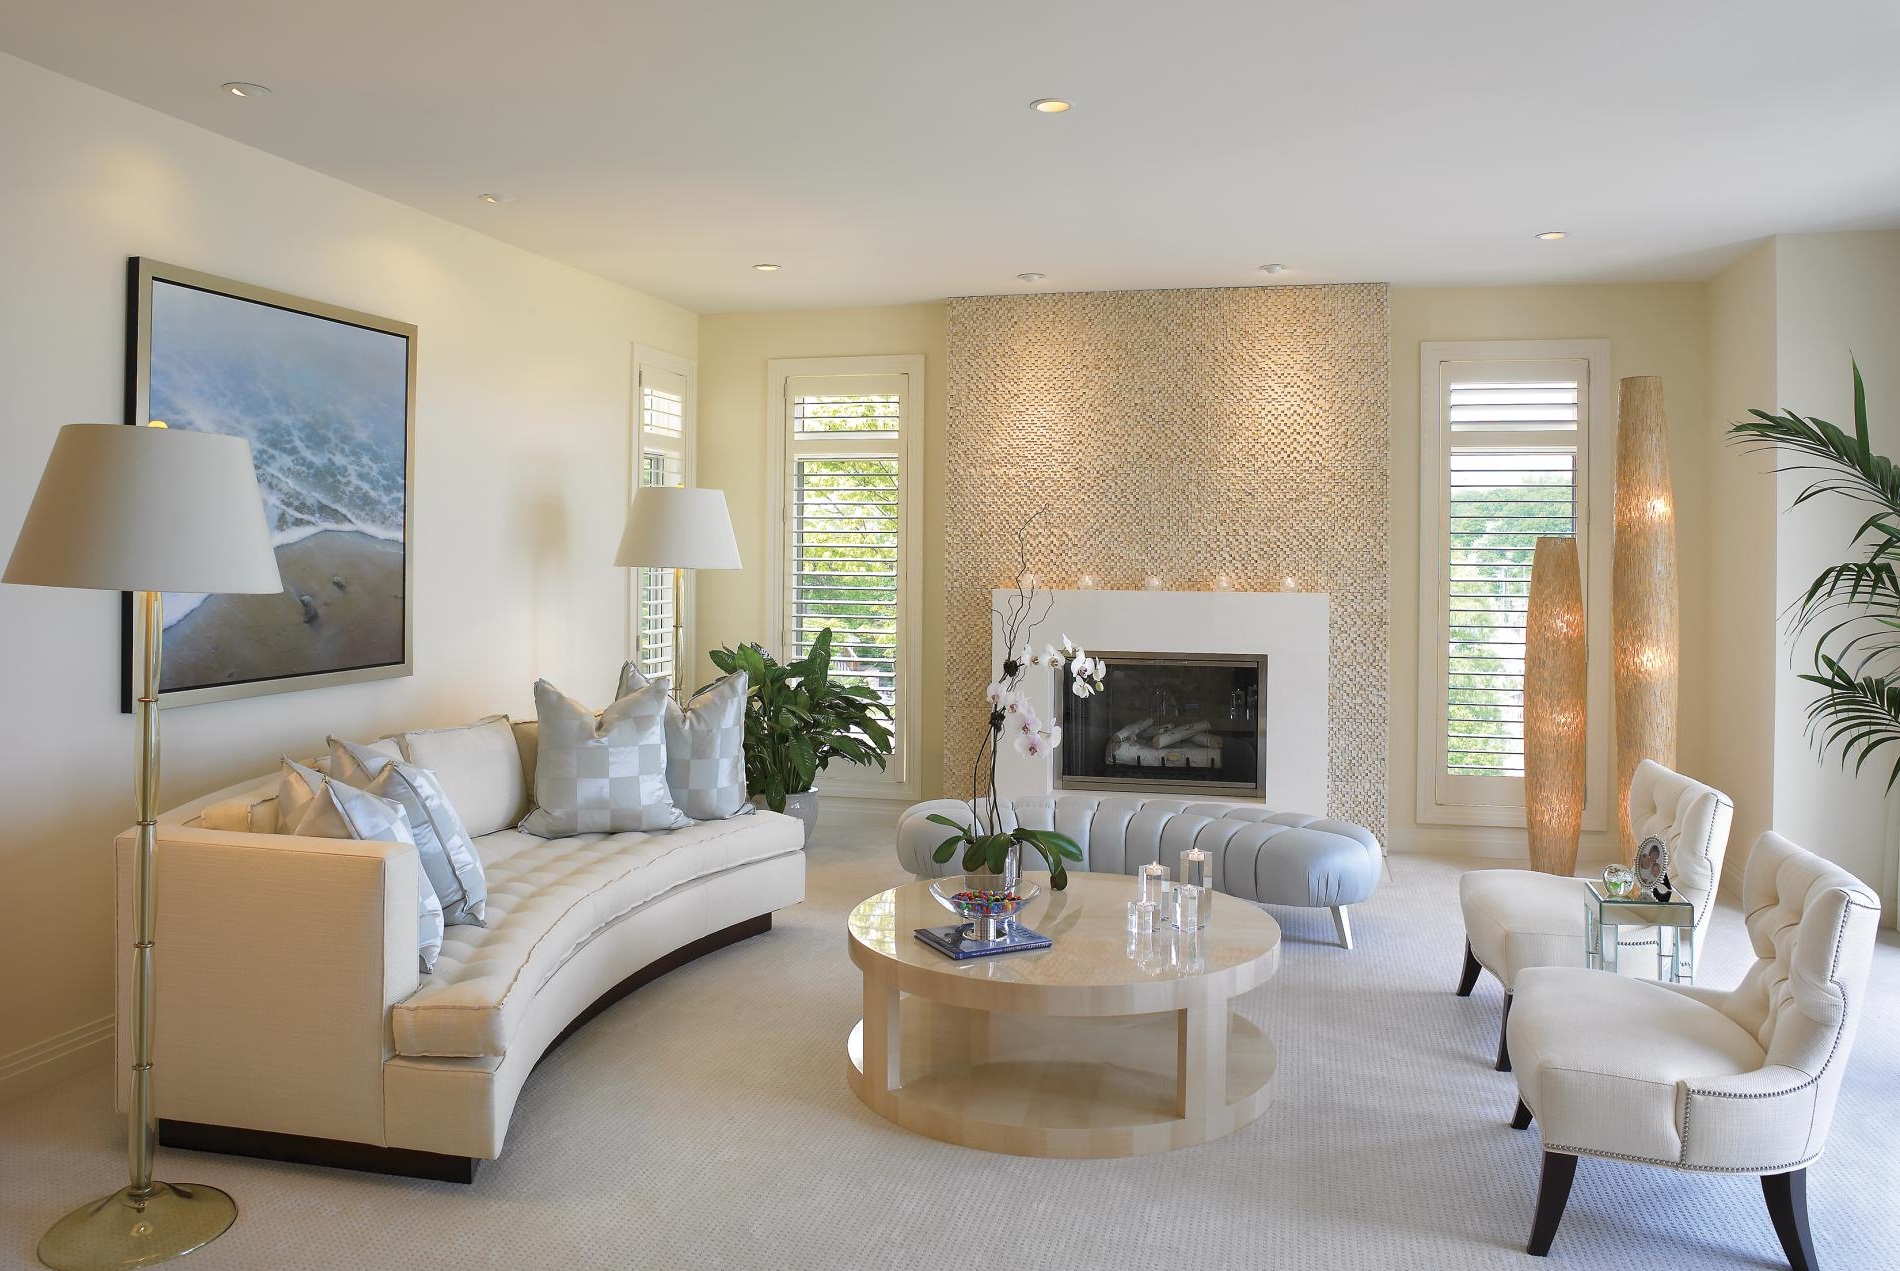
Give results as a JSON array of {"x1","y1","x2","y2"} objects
[
  {"x1": 1495, "y1": 992, "x2": 1513, "y2": 1072},
  {"x1": 1761, "y1": 1169, "x2": 1817, "y2": 1271},
  {"x1": 1511, "y1": 1099, "x2": 1534, "y2": 1130},
  {"x1": 1526, "y1": 1151, "x2": 1578, "y2": 1257},
  {"x1": 1330, "y1": 905, "x2": 1353, "y2": 950},
  {"x1": 1456, "y1": 940, "x2": 1481, "y2": 996}
]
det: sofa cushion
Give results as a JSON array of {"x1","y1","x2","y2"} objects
[
  {"x1": 1461, "y1": 868, "x2": 1660, "y2": 990},
  {"x1": 390, "y1": 812, "x2": 803, "y2": 1058},
  {"x1": 520, "y1": 679, "x2": 688, "y2": 837},
  {"x1": 619, "y1": 663, "x2": 753, "y2": 820},
  {"x1": 330, "y1": 737, "x2": 489, "y2": 927},
  {"x1": 397, "y1": 715, "x2": 526, "y2": 838}
]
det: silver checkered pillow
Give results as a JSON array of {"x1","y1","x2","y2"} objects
[
  {"x1": 520, "y1": 678, "x2": 688, "y2": 837},
  {"x1": 618, "y1": 664, "x2": 754, "y2": 821},
  {"x1": 290, "y1": 773, "x2": 445, "y2": 975}
]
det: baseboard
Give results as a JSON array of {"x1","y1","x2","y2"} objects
[
  {"x1": 0, "y1": 1015, "x2": 113, "y2": 1106},
  {"x1": 816, "y1": 796, "x2": 910, "y2": 830},
  {"x1": 1387, "y1": 825, "x2": 1622, "y2": 872}
]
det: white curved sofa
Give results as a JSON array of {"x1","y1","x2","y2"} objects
[
  {"x1": 897, "y1": 794, "x2": 1382, "y2": 948},
  {"x1": 114, "y1": 717, "x2": 804, "y2": 1181}
]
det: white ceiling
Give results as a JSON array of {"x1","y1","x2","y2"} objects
[{"x1": 5, "y1": 1, "x2": 1898, "y2": 313}]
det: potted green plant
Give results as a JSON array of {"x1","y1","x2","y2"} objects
[{"x1": 706, "y1": 628, "x2": 895, "y2": 842}]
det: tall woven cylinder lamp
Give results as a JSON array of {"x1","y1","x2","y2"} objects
[
  {"x1": 1524, "y1": 536, "x2": 1587, "y2": 875},
  {"x1": 6, "y1": 422, "x2": 280, "y2": 1270},
  {"x1": 1611, "y1": 376, "x2": 1679, "y2": 857}
]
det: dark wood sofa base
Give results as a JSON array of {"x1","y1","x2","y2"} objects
[{"x1": 159, "y1": 911, "x2": 774, "y2": 1184}]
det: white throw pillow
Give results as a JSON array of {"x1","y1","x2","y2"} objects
[
  {"x1": 617, "y1": 663, "x2": 753, "y2": 821},
  {"x1": 396, "y1": 714, "x2": 526, "y2": 838},
  {"x1": 291, "y1": 774, "x2": 444, "y2": 975},
  {"x1": 328, "y1": 737, "x2": 488, "y2": 927},
  {"x1": 519, "y1": 678, "x2": 688, "y2": 837}
]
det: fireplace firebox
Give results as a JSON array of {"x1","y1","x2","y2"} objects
[{"x1": 1060, "y1": 651, "x2": 1267, "y2": 797}]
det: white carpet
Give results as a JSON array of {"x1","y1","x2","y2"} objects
[{"x1": 3, "y1": 817, "x2": 1897, "y2": 1270}]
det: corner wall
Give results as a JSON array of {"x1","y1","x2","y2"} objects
[
  {"x1": 0, "y1": 54, "x2": 697, "y2": 1099},
  {"x1": 1387, "y1": 283, "x2": 1712, "y2": 863}
]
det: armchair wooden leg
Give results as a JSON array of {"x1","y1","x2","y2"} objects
[
  {"x1": 1511, "y1": 1099, "x2": 1533, "y2": 1130},
  {"x1": 1761, "y1": 1169, "x2": 1817, "y2": 1271},
  {"x1": 1456, "y1": 940, "x2": 1482, "y2": 996},
  {"x1": 1526, "y1": 1151, "x2": 1578, "y2": 1257},
  {"x1": 1495, "y1": 991, "x2": 1513, "y2": 1072}
]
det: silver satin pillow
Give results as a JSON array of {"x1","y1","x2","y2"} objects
[
  {"x1": 292, "y1": 774, "x2": 444, "y2": 975},
  {"x1": 276, "y1": 757, "x2": 326, "y2": 833},
  {"x1": 519, "y1": 678, "x2": 688, "y2": 837},
  {"x1": 617, "y1": 663, "x2": 753, "y2": 821},
  {"x1": 328, "y1": 737, "x2": 488, "y2": 927}
]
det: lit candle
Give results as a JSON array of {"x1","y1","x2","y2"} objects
[
  {"x1": 1211, "y1": 573, "x2": 1235, "y2": 591},
  {"x1": 1138, "y1": 862, "x2": 1169, "y2": 908},
  {"x1": 1077, "y1": 573, "x2": 1100, "y2": 590},
  {"x1": 1280, "y1": 575, "x2": 1298, "y2": 592},
  {"x1": 1143, "y1": 575, "x2": 1165, "y2": 591},
  {"x1": 1179, "y1": 847, "x2": 1213, "y2": 924}
]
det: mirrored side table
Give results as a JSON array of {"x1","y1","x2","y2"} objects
[{"x1": 1584, "y1": 879, "x2": 1696, "y2": 982}]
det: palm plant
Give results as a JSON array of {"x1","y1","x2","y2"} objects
[{"x1": 1728, "y1": 360, "x2": 1900, "y2": 787}]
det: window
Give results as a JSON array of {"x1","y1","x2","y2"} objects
[
  {"x1": 632, "y1": 348, "x2": 694, "y2": 684},
  {"x1": 769, "y1": 355, "x2": 924, "y2": 795},
  {"x1": 1418, "y1": 341, "x2": 1611, "y2": 828}
]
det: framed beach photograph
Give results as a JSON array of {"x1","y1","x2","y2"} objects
[{"x1": 123, "y1": 259, "x2": 416, "y2": 709}]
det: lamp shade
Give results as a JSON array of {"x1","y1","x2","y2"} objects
[
  {"x1": 4, "y1": 423, "x2": 280, "y2": 594},
  {"x1": 614, "y1": 486, "x2": 741, "y2": 571}
]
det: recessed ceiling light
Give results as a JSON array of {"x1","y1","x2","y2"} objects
[
  {"x1": 1016, "y1": 272, "x2": 1046, "y2": 283},
  {"x1": 752, "y1": 263, "x2": 782, "y2": 272},
  {"x1": 1259, "y1": 263, "x2": 1286, "y2": 275},
  {"x1": 1029, "y1": 98, "x2": 1071, "y2": 114},
  {"x1": 221, "y1": 82, "x2": 270, "y2": 99},
  {"x1": 1535, "y1": 230, "x2": 1568, "y2": 241},
  {"x1": 478, "y1": 193, "x2": 513, "y2": 205}
]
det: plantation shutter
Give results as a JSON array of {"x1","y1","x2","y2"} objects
[
  {"x1": 783, "y1": 374, "x2": 905, "y2": 712},
  {"x1": 636, "y1": 365, "x2": 689, "y2": 682},
  {"x1": 1436, "y1": 361, "x2": 1588, "y2": 802}
]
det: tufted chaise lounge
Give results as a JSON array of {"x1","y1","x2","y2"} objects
[{"x1": 897, "y1": 794, "x2": 1382, "y2": 948}]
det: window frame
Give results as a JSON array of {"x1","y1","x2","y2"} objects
[
  {"x1": 766, "y1": 354, "x2": 924, "y2": 800},
  {"x1": 1415, "y1": 339, "x2": 1613, "y2": 830},
  {"x1": 631, "y1": 344, "x2": 697, "y2": 684}
]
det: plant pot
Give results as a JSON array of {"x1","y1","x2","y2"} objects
[{"x1": 780, "y1": 791, "x2": 819, "y2": 845}]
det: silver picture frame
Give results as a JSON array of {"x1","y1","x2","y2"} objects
[{"x1": 122, "y1": 258, "x2": 417, "y2": 710}]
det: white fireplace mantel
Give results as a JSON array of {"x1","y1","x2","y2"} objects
[{"x1": 991, "y1": 589, "x2": 1330, "y2": 811}]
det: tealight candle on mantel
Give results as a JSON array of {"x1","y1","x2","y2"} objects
[
  {"x1": 1211, "y1": 573, "x2": 1235, "y2": 592},
  {"x1": 1077, "y1": 573, "x2": 1101, "y2": 590},
  {"x1": 1279, "y1": 575, "x2": 1299, "y2": 592},
  {"x1": 1142, "y1": 575, "x2": 1165, "y2": 591}
]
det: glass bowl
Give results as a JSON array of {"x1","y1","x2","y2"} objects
[{"x1": 929, "y1": 874, "x2": 1042, "y2": 942}]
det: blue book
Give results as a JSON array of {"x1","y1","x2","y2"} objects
[{"x1": 914, "y1": 923, "x2": 1052, "y2": 960}]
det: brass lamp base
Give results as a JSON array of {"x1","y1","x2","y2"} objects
[{"x1": 38, "y1": 1181, "x2": 236, "y2": 1270}]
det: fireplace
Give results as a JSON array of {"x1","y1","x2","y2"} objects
[{"x1": 1060, "y1": 652, "x2": 1268, "y2": 797}]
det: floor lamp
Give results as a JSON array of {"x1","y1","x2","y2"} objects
[
  {"x1": 615, "y1": 486, "x2": 741, "y2": 691},
  {"x1": 6, "y1": 423, "x2": 280, "y2": 1270}
]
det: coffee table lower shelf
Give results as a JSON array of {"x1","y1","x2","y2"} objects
[{"x1": 845, "y1": 997, "x2": 1277, "y2": 1158}]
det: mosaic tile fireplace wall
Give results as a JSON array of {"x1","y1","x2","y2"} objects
[{"x1": 943, "y1": 284, "x2": 1391, "y2": 839}]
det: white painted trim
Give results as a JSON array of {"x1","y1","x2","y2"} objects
[
  {"x1": 0, "y1": 1015, "x2": 112, "y2": 1105},
  {"x1": 1415, "y1": 338, "x2": 1613, "y2": 833},
  {"x1": 766, "y1": 354, "x2": 925, "y2": 802},
  {"x1": 631, "y1": 344, "x2": 698, "y2": 680}
]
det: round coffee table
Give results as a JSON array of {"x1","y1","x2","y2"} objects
[{"x1": 845, "y1": 872, "x2": 1281, "y2": 1158}]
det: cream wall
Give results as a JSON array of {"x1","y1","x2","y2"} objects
[
  {"x1": 1767, "y1": 231, "x2": 1900, "y2": 897},
  {"x1": 694, "y1": 304, "x2": 949, "y2": 800},
  {"x1": 1704, "y1": 242, "x2": 1780, "y2": 891},
  {"x1": 1388, "y1": 284, "x2": 1711, "y2": 863},
  {"x1": 0, "y1": 54, "x2": 696, "y2": 1099}
]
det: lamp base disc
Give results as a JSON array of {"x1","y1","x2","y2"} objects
[{"x1": 37, "y1": 1181, "x2": 236, "y2": 1270}]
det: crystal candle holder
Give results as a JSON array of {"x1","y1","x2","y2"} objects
[
  {"x1": 1179, "y1": 848, "x2": 1213, "y2": 924},
  {"x1": 1138, "y1": 862, "x2": 1168, "y2": 908},
  {"x1": 1173, "y1": 883, "x2": 1207, "y2": 931},
  {"x1": 1126, "y1": 899, "x2": 1159, "y2": 935}
]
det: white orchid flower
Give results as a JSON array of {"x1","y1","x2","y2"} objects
[
  {"x1": 1014, "y1": 730, "x2": 1049, "y2": 758},
  {"x1": 986, "y1": 680, "x2": 1012, "y2": 708},
  {"x1": 1070, "y1": 654, "x2": 1095, "y2": 680},
  {"x1": 1045, "y1": 724, "x2": 1063, "y2": 748},
  {"x1": 1012, "y1": 706, "x2": 1043, "y2": 736}
]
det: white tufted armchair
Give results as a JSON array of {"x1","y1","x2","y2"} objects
[
  {"x1": 1457, "y1": 760, "x2": 1733, "y2": 1069},
  {"x1": 1504, "y1": 831, "x2": 1881, "y2": 1268}
]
